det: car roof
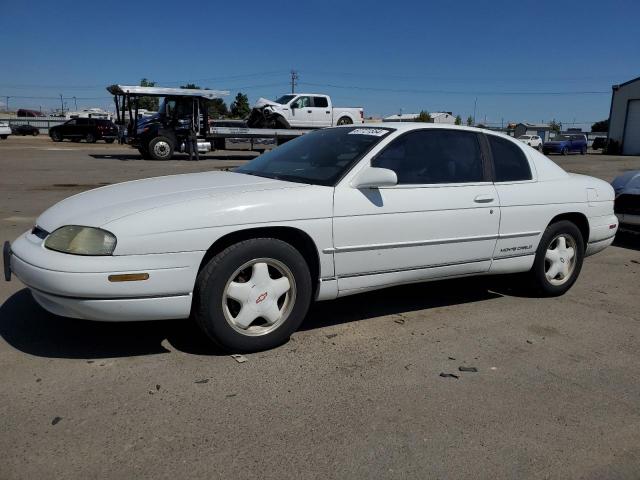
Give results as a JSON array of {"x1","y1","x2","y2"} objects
[{"x1": 338, "y1": 122, "x2": 510, "y2": 137}]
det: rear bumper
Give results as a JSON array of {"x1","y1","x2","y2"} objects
[
  {"x1": 586, "y1": 214, "x2": 618, "y2": 257},
  {"x1": 7, "y1": 231, "x2": 203, "y2": 321}
]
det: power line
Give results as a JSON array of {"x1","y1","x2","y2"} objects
[{"x1": 299, "y1": 81, "x2": 609, "y2": 96}]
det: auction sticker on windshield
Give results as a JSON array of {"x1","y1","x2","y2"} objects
[{"x1": 348, "y1": 128, "x2": 389, "y2": 136}]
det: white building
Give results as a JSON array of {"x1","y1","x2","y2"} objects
[
  {"x1": 383, "y1": 112, "x2": 456, "y2": 124},
  {"x1": 608, "y1": 75, "x2": 640, "y2": 155}
]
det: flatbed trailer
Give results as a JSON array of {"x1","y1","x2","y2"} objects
[{"x1": 107, "y1": 84, "x2": 313, "y2": 159}]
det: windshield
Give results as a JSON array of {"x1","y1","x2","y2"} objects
[
  {"x1": 552, "y1": 135, "x2": 570, "y2": 141},
  {"x1": 275, "y1": 94, "x2": 296, "y2": 105},
  {"x1": 235, "y1": 127, "x2": 393, "y2": 186},
  {"x1": 518, "y1": 135, "x2": 531, "y2": 139}
]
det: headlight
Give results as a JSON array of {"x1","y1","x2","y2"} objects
[{"x1": 44, "y1": 226, "x2": 117, "y2": 256}]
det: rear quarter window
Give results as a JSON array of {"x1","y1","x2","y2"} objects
[{"x1": 487, "y1": 135, "x2": 532, "y2": 182}]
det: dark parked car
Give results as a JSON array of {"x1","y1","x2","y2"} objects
[
  {"x1": 11, "y1": 124, "x2": 40, "y2": 136},
  {"x1": 542, "y1": 134, "x2": 587, "y2": 155},
  {"x1": 592, "y1": 136, "x2": 607, "y2": 151},
  {"x1": 49, "y1": 118, "x2": 118, "y2": 143}
]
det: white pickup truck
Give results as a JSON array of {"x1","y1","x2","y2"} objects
[{"x1": 247, "y1": 93, "x2": 364, "y2": 129}]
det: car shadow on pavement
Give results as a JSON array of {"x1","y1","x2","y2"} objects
[
  {"x1": 0, "y1": 289, "x2": 224, "y2": 359},
  {"x1": 1, "y1": 278, "x2": 506, "y2": 360},
  {"x1": 613, "y1": 231, "x2": 640, "y2": 251},
  {"x1": 302, "y1": 277, "x2": 504, "y2": 331}
]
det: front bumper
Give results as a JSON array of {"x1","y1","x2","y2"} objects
[{"x1": 6, "y1": 230, "x2": 204, "y2": 321}]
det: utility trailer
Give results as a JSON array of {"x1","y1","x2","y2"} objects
[{"x1": 107, "y1": 85, "x2": 311, "y2": 160}]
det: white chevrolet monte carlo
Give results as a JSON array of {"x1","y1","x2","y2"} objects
[{"x1": 4, "y1": 124, "x2": 618, "y2": 352}]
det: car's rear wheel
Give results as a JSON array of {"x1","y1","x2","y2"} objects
[
  {"x1": 50, "y1": 131, "x2": 62, "y2": 142},
  {"x1": 0, "y1": 135, "x2": 7, "y2": 140},
  {"x1": 561, "y1": 146, "x2": 569, "y2": 155},
  {"x1": 32, "y1": 130, "x2": 39, "y2": 136},
  {"x1": 537, "y1": 143, "x2": 543, "y2": 151},
  {"x1": 148, "y1": 136, "x2": 174, "y2": 160},
  {"x1": 105, "y1": 138, "x2": 115, "y2": 144},
  {"x1": 337, "y1": 116, "x2": 353, "y2": 126},
  {"x1": 528, "y1": 220, "x2": 584, "y2": 296},
  {"x1": 193, "y1": 238, "x2": 312, "y2": 352},
  {"x1": 580, "y1": 146, "x2": 586, "y2": 155},
  {"x1": 85, "y1": 133, "x2": 96, "y2": 143}
]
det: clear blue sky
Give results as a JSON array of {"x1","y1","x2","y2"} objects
[{"x1": 1, "y1": 0, "x2": 638, "y2": 129}]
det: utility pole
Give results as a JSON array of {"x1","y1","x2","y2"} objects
[
  {"x1": 290, "y1": 70, "x2": 298, "y2": 94},
  {"x1": 472, "y1": 97, "x2": 477, "y2": 125},
  {"x1": 5, "y1": 96, "x2": 8, "y2": 113},
  {"x1": 72, "y1": 96, "x2": 77, "y2": 110},
  {"x1": 59, "y1": 94, "x2": 64, "y2": 116}
]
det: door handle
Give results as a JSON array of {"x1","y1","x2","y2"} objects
[
  {"x1": 326, "y1": 111, "x2": 330, "y2": 114},
  {"x1": 474, "y1": 195, "x2": 494, "y2": 203},
  {"x1": 307, "y1": 110, "x2": 312, "y2": 113}
]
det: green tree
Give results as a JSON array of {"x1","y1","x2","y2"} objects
[
  {"x1": 230, "y1": 92, "x2": 251, "y2": 119},
  {"x1": 549, "y1": 119, "x2": 562, "y2": 133},
  {"x1": 466, "y1": 115, "x2": 473, "y2": 126},
  {"x1": 591, "y1": 119, "x2": 608, "y2": 132},
  {"x1": 455, "y1": 115, "x2": 462, "y2": 125},
  {"x1": 208, "y1": 98, "x2": 229, "y2": 119},
  {"x1": 180, "y1": 83, "x2": 200, "y2": 89},
  {"x1": 137, "y1": 78, "x2": 159, "y2": 111},
  {"x1": 416, "y1": 110, "x2": 432, "y2": 122}
]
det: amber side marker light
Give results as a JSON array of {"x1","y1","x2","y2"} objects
[{"x1": 108, "y1": 273, "x2": 150, "y2": 282}]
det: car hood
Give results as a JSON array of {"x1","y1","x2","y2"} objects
[
  {"x1": 253, "y1": 97, "x2": 283, "y2": 109},
  {"x1": 612, "y1": 170, "x2": 640, "y2": 195},
  {"x1": 36, "y1": 171, "x2": 305, "y2": 232}
]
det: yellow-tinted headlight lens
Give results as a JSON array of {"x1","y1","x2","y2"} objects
[{"x1": 44, "y1": 226, "x2": 117, "y2": 256}]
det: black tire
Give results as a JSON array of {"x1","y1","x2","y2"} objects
[
  {"x1": 50, "y1": 131, "x2": 62, "y2": 142},
  {"x1": 105, "y1": 138, "x2": 115, "y2": 144},
  {"x1": 337, "y1": 116, "x2": 353, "y2": 126},
  {"x1": 274, "y1": 115, "x2": 290, "y2": 129},
  {"x1": 561, "y1": 146, "x2": 568, "y2": 155},
  {"x1": 193, "y1": 238, "x2": 312, "y2": 352},
  {"x1": 71, "y1": 138, "x2": 81, "y2": 143},
  {"x1": 528, "y1": 220, "x2": 584, "y2": 297},
  {"x1": 85, "y1": 133, "x2": 96, "y2": 143},
  {"x1": 148, "y1": 136, "x2": 174, "y2": 160},
  {"x1": 0, "y1": 135, "x2": 7, "y2": 140},
  {"x1": 32, "y1": 130, "x2": 39, "y2": 136},
  {"x1": 537, "y1": 144, "x2": 543, "y2": 151},
  {"x1": 580, "y1": 146, "x2": 586, "y2": 155}
]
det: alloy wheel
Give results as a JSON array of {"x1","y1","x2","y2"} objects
[
  {"x1": 222, "y1": 258, "x2": 296, "y2": 336},
  {"x1": 544, "y1": 234, "x2": 577, "y2": 286}
]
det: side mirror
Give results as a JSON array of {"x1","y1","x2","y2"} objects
[
  {"x1": 290, "y1": 103, "x2": 298, "y2": 109},
  {"x1": 351, "y1": 166, "x2": 398, "y2": 189}
]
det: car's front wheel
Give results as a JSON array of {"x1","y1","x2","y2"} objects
[
  {"x1": 85, "y1": 133, "x2": 96, "y2": 143},
  {"x1": 50, "y1": 131, "x2": 62, "y2": 142},
  {"x1": 193, "y1": 238, "x2": 312, "y2": 352},
  {"x1": 561, "y1": 146, "x2": 569, "y2": 155},
  {"x1": 529, "y1": 220, "x2": 584, "y2": 296}
]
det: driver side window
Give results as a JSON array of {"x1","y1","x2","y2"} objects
[
  {"x1": 372, "y1": 129, "x2": 484, "y2": 184},
  {"x1": 292, "y1": 96, "x2": 310, "y2": 109}
]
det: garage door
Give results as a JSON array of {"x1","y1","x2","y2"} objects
[{"x1": 623, "y1": 99, "x2": 640, "y2": 155}]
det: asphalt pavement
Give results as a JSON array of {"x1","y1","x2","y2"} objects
[{"x1": 1, "y1": 136, "x2": 639, "y2": 479}]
